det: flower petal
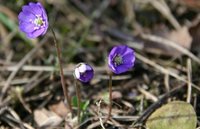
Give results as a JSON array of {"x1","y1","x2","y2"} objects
[
  {"x1": 19, "y1": 22, "x2": 34, "y2": 33},
  {"x1": 79, "y1": 64, "x2": 87, "y2": 73},
  {"x1": 22, "y1": 5, "x2": 36, "y2": 15},
  {"x1": 27, "y1": 28, "x2": 45, "y2": 38},
  {"x1": 74, "y1": 68, "x2": 80, "y2": 79},
  {"x1": 86, "y1": 65, "x2": 92, "y2": 70},
  {"x1": 41, "y1": 26, "x2": 48, "y2": 35},
  {"x1": 109, "y1": 46, "x2": 119, "y2": 57},
  {"x1": 28, "y1": 2, "x2": 43, "y2": 15},
  {"x1": 115, "y1": 64, "x2": 132, "y2": 74},
  {"x1": 121, "y1": 47, "x2": 133, "y2": 57},
  {"x1": 118, "y1": 45, "x2": 128, "y2": 55},
  {"x1": 108, "y1": 65, "x2": 117, "y2": 73},
  {"x1": 22, "y1": 3, "x2": 43, "y2": 15},
  {"x1": 18, "y1": 11, "x2": 35, "y2": 23},
  {"x1": 79, "y1": 70, "x2": 93, "y2": 83},
  {"x1": 122, "y1": 52, "x2": 135, "y2": 66}
]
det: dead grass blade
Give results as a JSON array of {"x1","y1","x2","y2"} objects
[
  {"x1": 0, "y1": 38, "x2": 48, "y2": 102},
  {"x1": 135, "y1": 52, "x2": 200, "y2": 92},
  {"x1": 140, "y1": 34, "x2": 200, "y2": 65}
]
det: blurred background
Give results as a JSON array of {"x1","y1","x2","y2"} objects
[{"x1": 0, "y1": 0, "x2": 200, "y2": 128}]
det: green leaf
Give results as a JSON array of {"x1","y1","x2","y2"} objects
[
  {"x1": 72, "y1": 96, "x2": 78, "y2": 107},
  {"x1": 82, "y1": 100, "x2": 90, "y2": 111},
  {"x1": 146, "y1": 101, "x2": 197, "y2": 129},
  {"x1": 102, "y1": 92, "x2": 109, "y2": 104},
  {"x1": 72, "y1": 96, "x2": 90, "y2": 111}
]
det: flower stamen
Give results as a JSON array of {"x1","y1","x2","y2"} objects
[
  {"x1": 113, "y1": 54, "x2": 123, "y2": 66},
  {"x1": 33, "y1": 15, "x2": 45, "y2": 30}
]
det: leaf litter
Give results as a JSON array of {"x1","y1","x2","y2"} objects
[{"x1": 0, "y1": 0, "x2": 200, "y2": 129}]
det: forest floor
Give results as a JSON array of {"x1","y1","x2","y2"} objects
[{"x1": 0, "y1": 0, "x2": 200, "y2": 129}]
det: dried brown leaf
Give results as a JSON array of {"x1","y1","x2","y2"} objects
[
  {"x1": 34, "y1": 108, "x2": 63, "y2": 128},
  {"x1": 189, "y1": 18, "x2": 200, "y2": 54},
  {"x1": 49, "y1": 101, "x2": 69, "y2": 118},
  {"x1": 178, "y1": 0, "x2": 200, "y2": 9},
  {"x1": 145, "y1": 26, "x2": 192, "y2": 56}
]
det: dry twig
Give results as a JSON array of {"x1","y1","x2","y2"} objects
[{"x1": 187, "y1": 58, "x2": 192, "y2": 103}]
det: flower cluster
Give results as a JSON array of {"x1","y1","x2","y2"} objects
[
  {"x1": 18, "y1": 3, "x2": 136, "y2": 82},
  {"x1": 18, "y1": 2, "x2": 136, "y2": 124},
  {"x1": 18, "y1": 2, "x2": 48, "y2": 38}
]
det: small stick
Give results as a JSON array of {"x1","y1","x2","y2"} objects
[
  {"x1": 164, "y1": 73, "x2": 170, "y2": 92},
  {"x1": 96, "y1": 100, "x2": 106, "y2": 129},
  {"x1": 75, "y1": 79, "x2": 81, "y2": 124},
  {"x1": 51, "y1": 28, "x2": 72, "y2": 114},
  {"x1": 138, "y1": 86, "x2": 158, "y2": 102},
  {"x1": 187, "y1": 58, "x2": 192, "y2": 103}
]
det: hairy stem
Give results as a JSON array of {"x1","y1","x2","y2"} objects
[
  {"x1": 75, "y1": 79, "x2": 81, "y2": 124},
  {"x1": 51, "y1": 28, "x2": 72, "y2": 114},
  {"x1": 106, "y1": 73, "x2": 112, "y2": 121}
]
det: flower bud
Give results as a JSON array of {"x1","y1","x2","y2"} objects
[{"x1": 74, "y1": 63, "x2": 94, "y2": 83}]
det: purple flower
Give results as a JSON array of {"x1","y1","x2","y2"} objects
[
  {"x1": 108, "y1": 45, "x2": 135, "y2": 74},
  {"x1": 74, "y1": 63, "x2": 94, "y2": 83},
  {"x1": 18, "y1": 2, "x2": 48, "y2": 38}
]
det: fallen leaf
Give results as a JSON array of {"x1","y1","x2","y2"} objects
[
  {"x1": 178, "y1": 0, "x2": 200, "y2": 9},
  {"x1": 112, "y1": 91, "x2": 122, "y2": 100},
  {"x1": 49, "y1": 101, "x2": 69, "y2": 118},
  {"x1": 144, "y1": 26, "x2": 192, "y2": 56},
  {"x1": 189, "y1": 17, "x2": 200, "y2": 55},
  {"x1": 34, "y1": 108, "x2": 63, "y2": 128},
  {"x1": 166, "y1": 27, "x2": 192, "y2": 50},
  {"x1": 146, "y1": 101, "x2": 197, "y2": 129}
]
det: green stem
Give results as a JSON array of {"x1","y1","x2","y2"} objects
[
  {"x1": 51, "y1": 28, "x2": 72, "y2": 115},
  {"x1": 106, "y1": 72, "x2": 112, "y2": 121},
  {"x1": 75, "y1": 79, "x2": 81, "y2": 124}
]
